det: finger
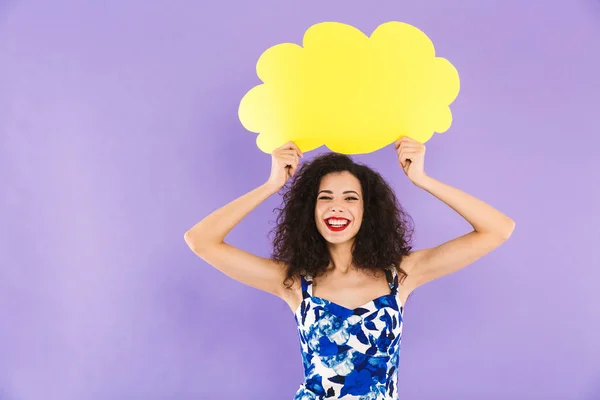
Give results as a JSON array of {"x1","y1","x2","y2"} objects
[
  {"x1": 400, "y1": 157, "x2": 412, "y2": 170},
  {"x1": 396, "y1": 146, "x2": 416, "y2": 157},
  {"x1": 397, "y1": 141, "x2": 423, "y2": 151},
  {"x1": 399, "y1": 156, "x2": 407, "y2": 169},
  {"x1": 395, "y1": 142, "x2": 418, "y2": 152},
  {"x1": 400, "y1": 152, "x2": 415, "y2": 161},
  {"x1": 400, "y1": 142, "x2": 423, "y2": 150},
  {"x1": 394, "y1": 136, "x2": 413, "y2": 149},
  {"x1": 398, "y1": 148, "x2": 420, "y2": 155},
  {"x1": 288, "y1": 159, "x2": 300, "y2": 176},
  {"x1": 399, "y1": 152, "x2": 419, "y2": 166},
  {"x1": 399, "y1": 138, "x2": 424, "y2": 151},
  {"x1": 280, "y1": 149, "x2": 301, "y2": 157},
  {"x1": 401, "y1": 136, "x2": 420, "y2": 144},
  {"x1": 397, "y1": 147, "x2": 422, "y2": 159},
  {"x1": 286, "y1": 145, "x2": 303, "y2": 159},
  {"x1": 277, "y1": 141, "x2": 295, "y2": 150},
  {"x1": 281, "y1": 152, "x2": 299, "y2": 160},
  {"x1": 398, "y1": 149, "x2": 417, "y2": 165},
  {"x1": 398, "y1": 150, "x2": 407, "y2": 167},
  {"x1": 279, "y1": 141, "x2": 304, "y2": 158},
  {"x1": 281, "y1": 155, "x2": 299, "y2": 166}
]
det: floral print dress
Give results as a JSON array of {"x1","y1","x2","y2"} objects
[{"x1": 294, "y1": 266, "x2": 404, "y2": 399}]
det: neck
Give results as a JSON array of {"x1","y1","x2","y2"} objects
[{"x1": 327, "y1": 239, "x2": 355, "y2": 274}]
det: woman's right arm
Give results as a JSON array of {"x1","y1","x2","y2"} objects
[{"x1": 184, "y1": 142, "x2": 303, "y2": 298}]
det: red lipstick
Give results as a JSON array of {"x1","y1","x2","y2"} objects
[{"x1": 324, "y1": 217, "x2": 351, "y2": 232}]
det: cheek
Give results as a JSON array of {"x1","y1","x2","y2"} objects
[
  {"x1": 315, "y1": 205, "x2": 326, "y2": 222},
  {"x1": 353, "y1": 205, "x2": 364, "y2": 220},
  {"x1": 353, "y1": 218, "x2": 363, "y2": 229},
  {"x1": 314, "y1": 205, "x2": 323, "y2": 217}
]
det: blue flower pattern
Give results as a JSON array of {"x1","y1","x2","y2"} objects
[{"x1": 294, "y1": 267, "x2": 404, "y2": 399}]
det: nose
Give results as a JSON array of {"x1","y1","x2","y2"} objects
[{"x1": 329, "y1": 204, "x2": 344, "y2": 212}]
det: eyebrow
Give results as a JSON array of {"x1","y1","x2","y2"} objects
[{"x1": 318, "y1": 190, "x2": 360, "y2": 196}]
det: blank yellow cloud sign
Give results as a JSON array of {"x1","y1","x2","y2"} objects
[{"x1": 238, "y1": 21, "x2": 460, "y2": 155}]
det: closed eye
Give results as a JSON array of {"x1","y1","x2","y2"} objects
[{"x1": 318, "y1": 196, "x2": 359, "y2": 201}]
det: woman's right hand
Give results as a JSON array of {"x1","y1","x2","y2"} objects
[{"x1": 266, "y1": 141, "x2": 304, "y2": 190}]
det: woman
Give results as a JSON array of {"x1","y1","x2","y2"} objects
[{"x1": 184, "y1": 138, "x2": 515, "y2": 399}]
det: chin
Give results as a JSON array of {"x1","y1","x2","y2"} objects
[
  {"x1": 319, "y1": 230, "x2": 358, "y2": 244},
  {"x1": 326, "y1": 238, "x2": 353, "y2": 245}
]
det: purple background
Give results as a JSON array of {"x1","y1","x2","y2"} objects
[{"x1": 1, "y1": 1, "x2": 599, "y2": 399}]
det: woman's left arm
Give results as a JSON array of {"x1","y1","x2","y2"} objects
[{"x1": 394, "y1": 137, "x2": 515, "y2": 288}]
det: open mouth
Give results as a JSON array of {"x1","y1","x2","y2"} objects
[{"x1": 324, "y1": 217, "x2": 351, "y2": 232}]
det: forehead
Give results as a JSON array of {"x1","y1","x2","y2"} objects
[{"x1": 318, "y1": 171, "x2": 361, "y2": 192}]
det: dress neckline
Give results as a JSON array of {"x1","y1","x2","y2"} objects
[{"x1": 295, "y1": 267, "x2": 401, "y2": 316}]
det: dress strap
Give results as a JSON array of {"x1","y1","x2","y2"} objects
[
  {"x1": 300, "y1": 274, "x2": 314, "y2": 299},
  {"x1": 385, "y1": 266, "x2": 399, "y2": 294}
]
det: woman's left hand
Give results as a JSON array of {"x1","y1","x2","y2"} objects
[{"x1": 394, "y1": 136, "x2": 427, "y2": 185}]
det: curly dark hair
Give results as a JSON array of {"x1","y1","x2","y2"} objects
[{"x1": 268, "y1": 152, "x2": 415, "y2": 290}]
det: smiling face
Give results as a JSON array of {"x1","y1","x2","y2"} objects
[{"x1": 314, "y1": 171, "x2": 364, "y2": 245}]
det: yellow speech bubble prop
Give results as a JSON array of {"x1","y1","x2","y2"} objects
[{"x1": 238, "y1": 21, "x2": 460, "y2": 154}]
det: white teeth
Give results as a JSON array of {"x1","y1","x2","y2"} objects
[{"x1": 327, "y1": 219, "x2": 349, "y2": 227}]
